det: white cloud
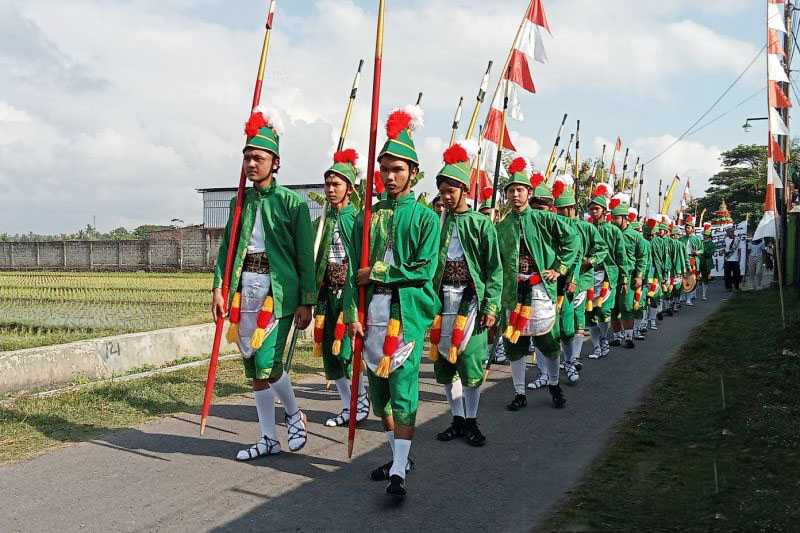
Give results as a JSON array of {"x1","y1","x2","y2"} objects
[{"x1": 0, "y1": 0, "x2": 757, "y2": 233}]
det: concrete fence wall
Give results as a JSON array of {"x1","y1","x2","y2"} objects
[{"x1": 0, "y1": 238, "x2": 223, "y2": 272}]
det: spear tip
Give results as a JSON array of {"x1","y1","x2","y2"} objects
[{"x1": 347, "y1": 438, "x2": 355, "y2": 459}]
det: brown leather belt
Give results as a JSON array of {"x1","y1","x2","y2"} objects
[{"x1": 243, "y1": 252, "x2": 270, "y2": 274}]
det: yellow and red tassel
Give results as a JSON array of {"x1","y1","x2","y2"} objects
[
  {"x1": 586, "y1": 288, "x2": 595, "y2": 312},
  {"x1": 633, "y1": 287, "x2": 642, "y2": 311},
  {"x1": 331, "y1": 312, "x2": 346, "y2": 356},
  {"x1": 647, "y1": 278, "x2": 658, "y2": 297},
  {"x1": 448, "y1": 314, "x2": 468, "y2": 364},
  {"x1": 249, "y1": 295, "x2": 274, "y2": 349},
  {"x1": 504, "y1": 303, "x2": 522, "y2": 339},
  {"x1": 226, "y1": 292, "x2": 242, "y2": 343},
  {"x1": 313, "y1": 313, "x2": 325, "y2": 357},
  {"x1": 376, "y1": 318, "x2": 401, "y2": 378},
  {"x1": 429, "y1": 315, "x2": 442, "y2": 361},
  {"x1": 510, "y1": 304, "x2": 531, "y2": 344},
  {"x1": 557, "y1": 294, "x2": 564, "y2": 312}
]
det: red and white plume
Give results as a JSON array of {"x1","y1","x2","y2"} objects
[
  {"x1": 508, "y1": 156, "x2": 529, "y2": 176},
  {"x1": 592, "y1": 182, "x2": 613, "y2": 199},
  {"x1": 552, "y1": 173, "x2": 574, "y2": 200},
  {"x1": 530, "y1": 171, "x2": 545, "y2": 189},
  {"x1": 609, "y1": 192, "x2": 629, "y2": 211},
  {"x1": 442, "y1": 139, "x2": 478, "y2": 165},
  {"x1": 245, "y1": 105, "x2": 285, "y2": 137},
  {"x1": 386, "y1": 105, "x2": 424, "y2": 140},
  {"x1": 333, "y1": 148, "x2": 359, "y2": 166},
  {"x1": 627, "y1": 207, "x2": 638, "y2": 222},
  {"x1": 373, "y1": 163, "x2": 384, "y2": 195}
]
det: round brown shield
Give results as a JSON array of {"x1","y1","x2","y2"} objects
[{"x1": 682, "y1": 272, "x2": 698, "y2": 293}]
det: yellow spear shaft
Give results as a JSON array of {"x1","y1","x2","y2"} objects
[
  {"x1": 544, "y1": 113, "x2": 568, "y2": 178},
  {"x1": 464, "y1": 61, "x2": 493, "y2": 140}
]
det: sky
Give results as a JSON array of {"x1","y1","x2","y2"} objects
[{"x1": 0, "y1": 0, "x2": 778, "y2": 234}]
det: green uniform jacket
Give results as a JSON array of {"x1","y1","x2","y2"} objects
[
  {"x1": 497, "y1": 206, "x2": 579, "y2": 308},
  {"x1": 213, "y1": 181, "x2": 317, "y2": 316},
  {"x1": 670, "y1": 237, "x2": 689, "y2": 275},
  {"x1": 700, "y1": 238, "x2": 715, "y2": 273},
  {"x1": 650, "y1": 236, "x2": 672, "y2": 280},
  {"x1": 434, "y1": 210, "x2": 503, "y2": 318},
  {"x1": 344, "y1": 193, "x2": 441, "y2": 343},
  {"x1": 313, "y1": 204, "x2": 357, "y2": 292},
  {"x1": 595, "y1": 221, "x2": 629, "y2": 287},
  {"x1": 566, "y1": 218, "x2": 609, "y2": 292},
  {"x1": 641, "y1": 237, "x2": 652, "y2": 280},
  {"x1": 622, "y1": 225, "x2": 648, "y2": 280}
]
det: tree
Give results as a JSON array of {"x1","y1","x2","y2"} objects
[{"x1": 697, "y1": 142, "x2": 800, "y2": 225}]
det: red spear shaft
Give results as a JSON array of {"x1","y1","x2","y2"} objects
[
  {"x1": 347, "y1": 0, "x2": 385, "y2": 459},
  {"x1": 200, "y1": 0, "x2": 278, "y2": 435}
]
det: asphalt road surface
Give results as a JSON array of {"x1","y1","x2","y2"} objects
[{"x1": 1, "y1": 288, "x2": 724, "y2": 532}]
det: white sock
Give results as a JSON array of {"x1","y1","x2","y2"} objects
[
  {"x1": 389, "y1": 438, "x2": 411, "y2": 479},
  {"x1": 542, "y1": 355, "x2": 560, "y2": 385},
  {"x1": 625, "y1": 329, "x2": 634, "y2": 340},
  {"x1": 360, "y1": 374, "x2": 368, "y2": 396},
  {"x1": 648, "y1": 307, "x2": 657, "y2": 321},
  {"x1": 464, "y1": 386, "x2": 481, "y2": 418},
  {"x1": 702, "y1": 283, "x2": 707, "y2": 298},
  {"x1": 572, "y1": 335, "x2": 584, "y2": 359},
  {"x1": 271, "y1": 372, "x2": 299, "y2": 416},
  {"x1": 511, "y1": 358, "x2": 527, "y2": 395},
  {"x1": 334, "y1": 377, "x2": 352, "y2": 411},
  {"x1": 561, "y1": 340, "x2": 574, "y2": 364},
  {"x1": 385, "y1": 431, "x2": 395, "y2": 453},
  {"x1": 599, "y1": 322, "x2": 610, "y2": 342},
  {"x1": 443, "y1": 381, "x2": 465, "y2": 418},
  {"x1": 590, "y1": 326, "x2": 602, "y2": 350},
  {"x1": 254, "y1": 388, "x2": 276, "y2": 440}
]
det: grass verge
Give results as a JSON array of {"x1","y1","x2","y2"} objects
[
  {"x1": 0, "y1": 345, "x2": 321, "y2": 465},
  {"x1": 544, "y1": 289, "x2": 800, "y2": 532}
]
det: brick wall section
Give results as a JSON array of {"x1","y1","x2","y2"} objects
[{"x1": 0, "y1": 234, "x2": 224, "y2": 272}]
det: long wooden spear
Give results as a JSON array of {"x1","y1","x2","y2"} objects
[
  {"x1": 619, "y1": 147, "x2": 630, "y2": 190},
  {"x1": 490, "y1": 81, "x2": 511, "y2": 210},
  {"x1": 544, "y1": 113, "x2": 568, "y2": 178},
  {"x1": 560, "y1": 133, "x2": 575, "y2": 175},
  {"x1": 464, "y1": 61, "x2": 493, "y2": 140},
  {"x1": 200, "y1": 0, "x2": 277, "y2": 435},
  {"x1": 629, "y1": 157, "x2": 639, "y2": 193},
  {"x1": 573, "y1": 119, "x2": 581, "y2": 177},
  {"x1": 636, "y1": 164, "x2": 646, "y2": 211},
  {"x1": 284, "y1": 58, "x2": 365, "y2": 373},
  {"x1": 657, "y1": 178, "x2": 663, "y2": 212},
  {"x1": 472, "y1": 125, "x2": 485, "y2": 210},
  {"x1": 449, "y1": 96, "x2": 464, "y2": 147},
  {"x1": 348, "y1": 0, "x2": 385, "y2": 459}
]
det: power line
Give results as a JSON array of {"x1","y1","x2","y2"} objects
[
  {"x1": 643, "y1": 42, "x2": 767, "y2": 166},
  {"x1": 685, "y1": 86, "x2": 766, "y2": 137}
]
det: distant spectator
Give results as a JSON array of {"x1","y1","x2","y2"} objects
[{"x1": 723, "y1": 226, "x2": 741, "y2": 294}]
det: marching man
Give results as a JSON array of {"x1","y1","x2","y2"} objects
[
  {"x1": 313, "y1": 149, "x2": 370, "y2": 428},
  {"x1": 699, "y1": 223, "x2": 715, "y2": 300},
  {"x1": 346, "y1": 105, "x2": 440, "y2": 498},
  {"x1": 551, "y1": 174, "x2": 609, "y2": 383},
  {"x1": 497, "y1": 158, "x2": 578, "y2": 411},
  {"x1": 429, "y1": 140, "x2": 503, "y2": 447},
  {"x1": 609, "y1": 193, "x2": 644, "y2": 349},
  {"x1": 668, "y1": 225, "x2": 689, "y2": 315},
  {"x1": 212, "y1": 107, "x2": 316, "y2": 461},
  {"x1": 586, "y1": 183, "x2": 628, "y2": 359},
  {"x1": 681, "y1": 215, "x2": 702, "y2": 306}
]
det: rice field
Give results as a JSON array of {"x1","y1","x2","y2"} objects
[{"x1": 0, "y1": 272, "x2": 213, "y2": 351}]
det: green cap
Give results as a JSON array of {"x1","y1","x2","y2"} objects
[
  {"x1": 504, "y1": 157, "x2": 533, "y2": 191},
  {"x1": 610, "y1": 193, "x2": 631, "y2": 216},
  {"x1": 589, "y1": 182, "x2": 612, "y2": 210},
  {"x1": 244, "y1": 107, "x2": 282, "y2": 157},
  {"x1": 437, "y1": 140, "x2": 478, "y2": 189},
  {"x1": 379, "y1": 105, "x2": 423, "y2": 165},
  {"x1": 325, "y1": 148, "x2": 359, "y2": 185},
  {"x1": 553, "y1": 174, "x2": 576, "y2": 207}
]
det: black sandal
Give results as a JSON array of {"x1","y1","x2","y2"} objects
[
  {"x1": 436, "y1": 416, "x2": 465, "y2": 441},
  {"x1": 464, "y1": 419, "x2": 486, "y2": 447},
  {"x1": 370, "y1": 457, "x2": 414, "y2": 481},
  {"x1": 506, "y1": 394, "x2": 527, "y2": 411}
]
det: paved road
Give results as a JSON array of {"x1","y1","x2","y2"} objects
[{"x1": 1, "y1": 289, "x2": 724, "y2": 532}]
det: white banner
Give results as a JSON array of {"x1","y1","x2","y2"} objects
[{"x1": 709, "y1": 221, "x2": 748, "y2": 277}]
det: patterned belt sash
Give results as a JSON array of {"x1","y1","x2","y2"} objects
[
  {"x1": 442, "y1": 259, "x2": 471, "y2": 286},
  {"x1": 324, "y1": 261, "x2": 348, "y2": 292},
  {"x1": 243, "y1": 252, "x2": 270, "y2": 274}
]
